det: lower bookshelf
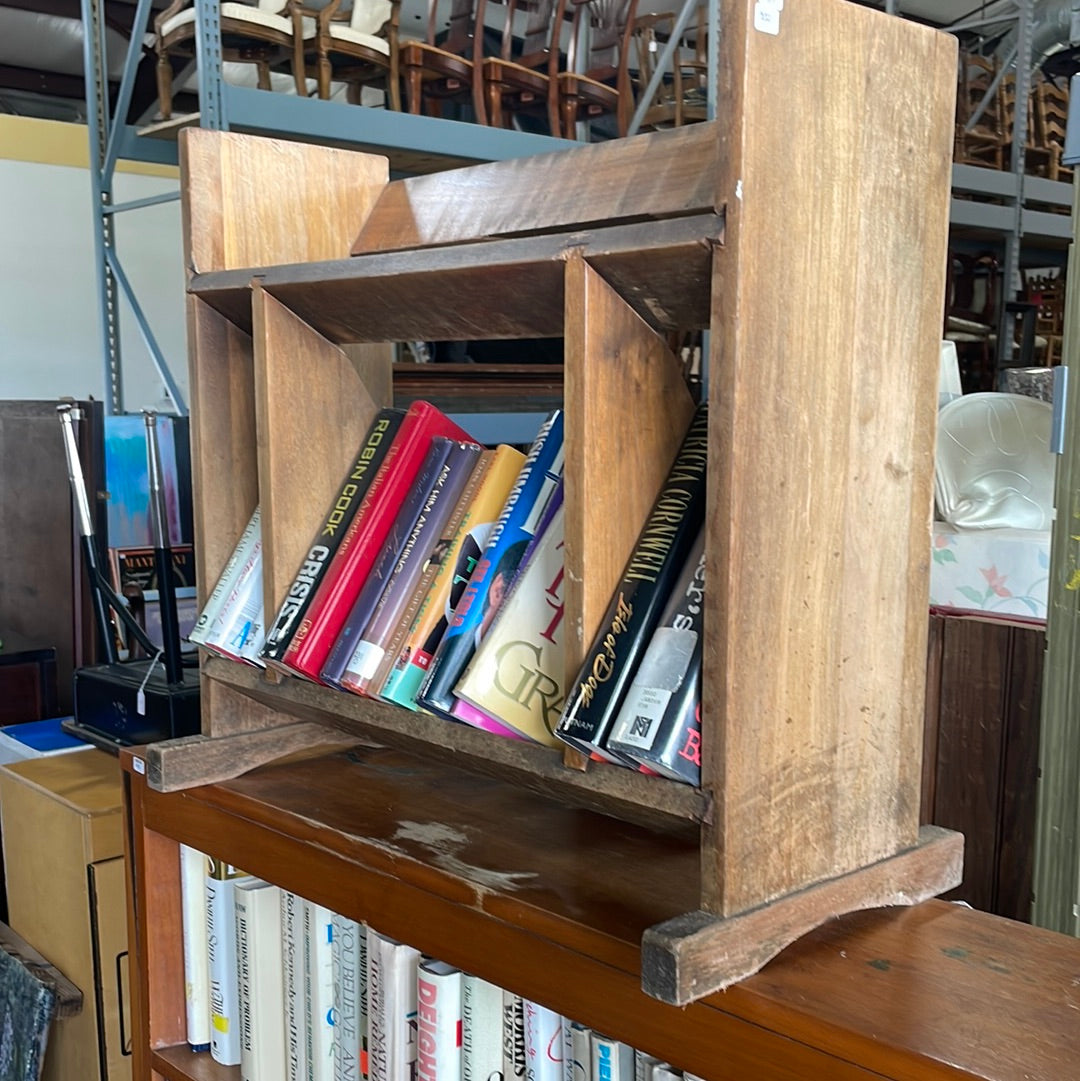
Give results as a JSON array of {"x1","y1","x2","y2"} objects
[{"x1": 123, "y1": 745, "x2": 1080, "y2": 1081}]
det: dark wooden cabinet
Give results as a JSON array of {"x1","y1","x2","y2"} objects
[{"x1": 923, "y1": 612, "x2": 1045, "y2": 923}]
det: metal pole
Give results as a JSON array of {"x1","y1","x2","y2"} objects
[
  {"x1": 81, "y1": 0, "x2": 123, "y2": 414},
  {"x1": 195, "y1": 0, "x2": 229, "y2": 129}
]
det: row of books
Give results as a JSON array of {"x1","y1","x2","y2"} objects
[
  {"x1": 181, "y1": 845, "x2": 702, "y2": 1081},
  {"x1": 192, "y1": 399, "x2": 706, "y2": 784}
]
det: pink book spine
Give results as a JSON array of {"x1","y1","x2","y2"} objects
[{"x1": 451, "y1": 699, "x2": 526, "y2": 742}]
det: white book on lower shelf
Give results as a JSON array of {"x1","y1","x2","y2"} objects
[
  {"x1": 234, "y1": 878, "x2": 286, "y2": 1081},
  {"x1": 417, "y1": 958, "x2": 462, "y2": 1081},
  {"x1": 206, "y1": 859, "x2": 252, "y2": 1066},
  {"x1": 367, "y1": 929, "x2": 421, "y2": 1081},
  {"x1": 179, "y1": 844, "x2": 210, "y2": 1053},
  {"x1": 462, "y1": 973, "x2": 504, "y2": 1081},
  {"x1": 282, "y1": 890, "x2": 310, "y2": 1081},
  {"x1": 332, "y1": 915, "x2": 368, "y2": 1081},
  {"x1": 307, "y1": 901, "x2": 337, "y2": 1081}
]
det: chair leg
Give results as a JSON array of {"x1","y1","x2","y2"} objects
[
  {"x1": 487, "y1": 82, "x2": 504, "y2": 129},
  {"x1": 292, "y1": 37, "x2": 309, "y2": 97},
  {"x1": 471, "y1": 76, "x2": 488, "y2": 126},
  {"x1": 405, "y1": 66, "x2": 423, "y2": 114},
  {"x1": 156, "y1": 54, "x2": 174, "y2": 121},
  {"x1": 388, "y1": 53, "x2": 401, "y2": 111},
  {"x1": 256, "y1": 60, "x2": 272, "y2": 91},
  {"x1": 317, "y1": 55, "x2": 333, "y2": 100},
  {"x1": 562, "y1": 96, "x2": 578, "y2": 140}
]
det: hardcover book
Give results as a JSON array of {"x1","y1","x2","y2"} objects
[
  {"x1": 556, "y1": 403, "x2": 709, "y2": 764},
  {"x1": 379, "y1": 445, "x2": 525, "y2": 710},
  {"x1": 462, "y1": 973, "x2": 504, "y2": 1081},
  {"x1": 366, "y1": 448, "x2": 493, "y2": 703},
  {"x1": 261, "y1": 409, "x2": 405, "y2": 669},
  {"x1": 282, "y1": 402, "x2": 475, "y2": 683},
  {"x1": 417, "y1": 959, "x2": 462, "y2": 1081},
  {"x1": 418, "y1": 410, "x2": 564, "y2": 720},
  {"x1": 189, "y1": 506, "x2": 260, "y2": 649},
  {"x1": 502, "y1": 993, "x2": 526, "y2": 1081},
  {"x1": 321, "y1": 436, "x2": 459, "y2": 689},
  {"x1": 281, "y1": 890, "x2": 310, "y2": 1081},
  {"x1": 569, "y1": 1024, "x2": 591, "y2": 1081},
  {"x1": 179, "y1": 844, "x2": 210, "y2": 1053},
  {"x1": 454, "y1": 505, "x2": 565, "y2": 746},
  {"x1": 306, "y1": 902, "x2": 336, "y2": 1081},
  {"x1": 234, "y1": 879, "x2": 285, "y2": 1081},
  {"x1": 197, "y1": 531, "x2": 263, "y2": 663},
  {"x1": 332, "y1": 915, "x2": 368, "y2": 1081},
  {"x1": 606, "y1": 528, "x2": 705, "y2": 785},
  {"x1": 523, "y1": 1000, "x2": 569, "y2": 1081},
  {"x1": 366, "y1": 930, "x2": 421, "y2": 1081},
  {"x1": 206, "y1": 859, "x2": 252, "y2": 1066},
  {"x1": 589, "y1": 1036, "x2": 634, "y2": 1081}
]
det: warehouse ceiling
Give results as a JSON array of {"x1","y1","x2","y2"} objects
[{"x1": 0, "y1": 0, "x2": 1028, "y2": 129}]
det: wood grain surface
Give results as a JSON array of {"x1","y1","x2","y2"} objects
[
  {"x1": 703, "y1": 0, "x2": 957, "y2": 915},
  {"x1": 351, "y1": 123, "x2": 719, "y2": 255}
]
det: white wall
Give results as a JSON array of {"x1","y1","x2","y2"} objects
[{"x1": 0, "y1": 116, "x2": 188, "y2": 413}]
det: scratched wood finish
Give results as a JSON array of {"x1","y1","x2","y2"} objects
[
  {"x1": 703, "y1": 0, "x2": 957, "y2": 915},
  {"x1": 351, "y1": 123, "x2": 719, "y2": 255},
  {"x1": 190, "y1": 213, "x2": 721, "y2": 339},
  {"x1": 180, "y1": 128, "x2": 389, "y2": 274},
  {"x1": 562, "y1": 254, "x2": 697, "y2": 699},
  {"x1": 252, "y1": 287, "x2": 386, "y2": 621},
  {"x1": 124, "y1": 751, "x2": 1080, "y2": 1081},
  {"x1": 642, "y1": 825, "x2": 962, "y2": 1005},
  {"x1": 168, "y1": 657, "x2": 708, "y2": 828}
]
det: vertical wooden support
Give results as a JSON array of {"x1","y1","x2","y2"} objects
[
  {"x1": 641, "y1": 0, "x2": 962, "y2": 1004},
  {"x1": 562, "y1": 253, "x2": 696, "y2": 768},
  {"x1": 703, "y1": 0, "x2": 957, "y2": 914},
  {"x1": 252, "y1": 286, "x2": 389, "y2": 620}
]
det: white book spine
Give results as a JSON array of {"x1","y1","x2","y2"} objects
[
  {"x1": 179, "y1": 845, "x2": 210, "y2": 1052},
  {"x1": 206, "y1": 862, "x2": 246, "y2": 1066},
  {"x1": 649, "y1": 1066, "x2": 681, "y2": 1081},
  {"x1": 589, "y1": 1036, "x2": 634, "y2": 1081},
  {"x1": 235, "y1": 880, "x2": 286, "y2": 1081},
  {"x1": 190, "y1": 506, "x2": 260, "y2": 645},
  {"x1": 282, "y1": 891, "x2": 310, "y2": 1081},
  {"x1": 417, "y1": 960, "x2": 462, "y2": 1081},
  {"x1": 501, "y1": 993, "x2": 526, "y2": 1081},
  {"x1": 569, "y1": 1025, "x2": 591, "y2": 1081},
  {"x1": 333, "y1": 916, "x2": 367, "y2": 1081},
  {"x1": 462, "y1": 974, "x2": 504, "y2": 1081},
  {"x1": 307, "y1": 902, "x2": 337, "y2": 1081},
  {"x1": 523, "y1": 1001, "x2": 565, "y2": 1081},
  {"x1": 201, "y1": 543, "x2": 263, "y2": 659},
  {"x1": 368, "y1": 930, "x2": 421, "y2": 1081},
  {"x1": 633, "y1": 1053, "x2": 659, "y2": 1081}
]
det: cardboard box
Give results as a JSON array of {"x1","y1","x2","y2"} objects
[{"x1": 0, "y1": 751, "x2": 131, "y2": 1081}]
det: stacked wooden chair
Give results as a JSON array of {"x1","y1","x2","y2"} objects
[{"x1": 630, "y1": 6, "x2": 708, "y2": 131}]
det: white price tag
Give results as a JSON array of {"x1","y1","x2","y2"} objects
[
  {"x1": 754, "y1": 0, "x2": 781, "y2": 33},
  {"x1": 133, "y1": 756, "x2": 146, "y2": 776}
]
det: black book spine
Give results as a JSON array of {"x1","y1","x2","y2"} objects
[
  {"x1": 260, "y1": 408, "x2": 405, "y2": 664},
  {"x1": 555, "y1": 403, "x2": 709, "y2": 763},
  {"x1": 320, "y1": 437, "x2": 456, "y2": 689}
]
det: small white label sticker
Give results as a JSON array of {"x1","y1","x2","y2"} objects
[
  {"x1": 133, "y1": 757, "x2": 146, "y2": 775},
  {"x1": 754, "y1": 0, "x2": 781, "y2": 33}
]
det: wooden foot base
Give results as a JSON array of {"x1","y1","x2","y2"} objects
[{"x1": 641, "y1": 824, "x2": 964, "y2": 1005}]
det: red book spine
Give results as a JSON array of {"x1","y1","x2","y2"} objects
[{"x1": 282, "y1": 401, "x2": 474, "y2": 682}]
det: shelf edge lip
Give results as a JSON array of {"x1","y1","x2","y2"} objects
[
  {"x1": 186, "y1": 211, "x2": 726, "y2": 298},
  {"x1": 203, "y1": 657, "x2": 711, "y2": 829}
]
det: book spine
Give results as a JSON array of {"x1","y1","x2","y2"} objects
[
  {"x1": 235, "y1": 880, "x2": 285, "y2": 1081},
  {"x1": 569, "y1": 1024, "x2": 591, "y2": 1081},
  {"x1": 322, "y1": 438, "x2": 456, "y2": 689},
  {"x1": 418, "y1": 410, "x2": 564, "y2": 720},
  {"x1": 556, "y1": 404, "x2": 709, "y2": 763},
  {"x1": 589, "y1": 1036, "x2": 635, "y2": 1081},
  {"x1": 283, "y1": 402, "x2": 475, "y2": 683},
  {"x1": 605, "y1": 528, "x2": 705, "y2": 783},
  {"x1": 417, "y1": 961, "x2": 462, "y2": 1081},
  {"x1": 282, "y1": 891, "x2": 310, "y2": 1081},
  {"x1": 502, "y1": 993, "x2": 526, "y2": 1081},
  {"x1": 371, "y1": 450, "x2": 494, "y2": 704},
  {"x1": 261, "y1": 409, "x2": 404, "y2": 666},
  {"x1": 341, "y1": 442, "x2": 481, "y2": 696},
  {"x1": 633, "y1": 1053, "x2": 660, "y2": 1081},
  {"x1": 190, "y1": 506, "x2": 260, "y2": 645},
  {"x1": 523, "y1": 1000, "x2": 565, "y2": 1081},
  {"x1": 367, "y1": 930, "x2": 421, "y2": 1081},
  {"x1": 197, "y1": 531, "x2": 263, "y2": 659},
  {"x1": 462, "y1": 974, "x2": 504, "y2": 1081},
  {"x1": 307, "y1": 902, "x2": 336, "y2": 1081},
  {"x1": 380, "y1": 446, "x2": 524, "y2": 710},
  {"x1": 179, "y1": 845, "x2": 210, "y2": 1052},
  {"x1": 333, "y1": 916, "x2": 368, "y2": 1081},
  {"x1": 206, "y1": 860, "x2": 245, "y2": 1066}
]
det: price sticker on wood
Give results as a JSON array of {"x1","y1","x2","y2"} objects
[{"x1": 754, "y1": 0, "x2": 782, "y2": 34}]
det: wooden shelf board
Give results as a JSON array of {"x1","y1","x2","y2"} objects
[
  {"x1": 188, "y1": 213, "x2": 722, "y2": 341},
  {"x1": 197, "y1": 657, "x2": 709, "y2": 830},
  {"x1": 392, "y1": 362, "x2": 564, "y2": 415},
  {"x1": 151, "y1": 1045, "x2": 233, "y2": 1080}
]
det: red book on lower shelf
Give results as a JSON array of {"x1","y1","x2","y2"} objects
[{"x1": 281, "y1": 401, "x2": 475, "y2": 683}]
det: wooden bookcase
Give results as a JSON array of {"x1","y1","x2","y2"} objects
[{"x1": 123, "y1": 1, "x2": 982, "y2": 1077}]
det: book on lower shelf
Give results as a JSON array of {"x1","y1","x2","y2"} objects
[
  {"x1": 463, "y1": 973, "x2": 504, "y2": 1081},
  {"x1": 306, "y1": 901, "x2": 337, "y2": 1081},
  {"x1": 234, "y1": 878, "x2": 285, "y2": 1081},
  {"x1": 523, "y1": 999, "x2": 570, "y2": 1081},
  {"x1": 332, "y1": 915, "x2": 369, "y2": 1081},
  {"x1": 206, "y1": 859, "x2": 253, "y2": 1066},
  {"x1": 417, "y1": 958, "x2": 462, "y2": 1081},
  {"x1": 367, "y1": 929, "x2": 421, "y2": 1081},
  {"x1": 282, "y1": 890, "x2": 310, "y2": 1081}
]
